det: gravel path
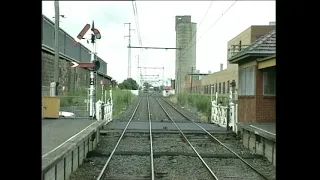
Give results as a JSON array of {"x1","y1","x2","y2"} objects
[
  {"x1": 132, "y1": 96, "x2": 149, "y2": 122},
  {"x1": 155, "y1": 97, "x2": 192, "y2": 122},
  {"x1": 154, "y1": 156, "x2": 214, "y2": 180},
  {"x1": 149, "y1": 96, "x2": 170, "y2": 122},
  {"x1": 103, "y1": 155, "x2": 151, "y2": 180},
  {"x1": 163, "y1": 96, "x2": 202, "y2": 122},
  {"x1": 204, "y1": 158, "x2": 265, "y2": 180},
  {"x1": 114, "y1": 96, "x2": 141, "y2": 120}
]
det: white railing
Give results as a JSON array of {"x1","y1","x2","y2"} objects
[
  {"x1": 103, "y1": 101, "x2": 113, "y2": 122},
  {"x1": 95, "y1": 89, "x2": 113, "y2": 123},
  {"x1": 211, "y1": 90, "x2": 238, "y2": 132}
]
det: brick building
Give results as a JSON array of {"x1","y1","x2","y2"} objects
[
  {"x1": 183, "y1": 24, "x2": 275, "y2": 97},
  {"x1": 228, "y1": 29, "x2": 276, "y2": 123},
  {"x1": 41, "y1": 15, "x2": 112, "y2": 95}
]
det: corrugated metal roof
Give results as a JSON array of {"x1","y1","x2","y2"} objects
[
  {"x1": 228, "y1": 29, "x2": 276, "y2": 62},
  {"x1": 245, "y1": 29, "x2": 276, "y2": 54}
]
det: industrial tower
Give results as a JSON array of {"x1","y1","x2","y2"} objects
[{"x1": 175, "y1": 15, "x2": 197, "y2": 93}]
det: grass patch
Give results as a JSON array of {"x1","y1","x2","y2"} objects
[
  {"x1": 59, "y1": 88, "x2": 136, "y2": 119},
  {"x1": 60, "y1": 89, "x2": 88, "y2": 107},
  {"x1": 112, "y1": 89, "x2": 136, "y2": 118},
  {"x1": 176, "y1": 93, "x2": 229, "y2": 119}
]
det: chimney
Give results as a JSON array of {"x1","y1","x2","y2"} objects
[
  {"x1": 220, "y1": 64, "x2": 223, "y2": 71},
  {"x1": 208, "y1": 70, "x2": 211, "y2": 74}
]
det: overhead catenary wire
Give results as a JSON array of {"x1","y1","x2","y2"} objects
[
  {"x1": 132, "y1": 0, "x2": 143, "y2": 85},
  {"x1": 183, "y1": 0, "x2": 214, "y2": 50},
  {"x1": 180, "y1": 0, "x2": 238, "y2": 59},
  {"x1": 176, "y1": 0, "x2": 237, "y2": 93},
  {"x1": 132, "y1": 0, "x2": 142, "y2": 46},
  {"x1": 176, "y1": 0, "x2": 215, "y2": 92}
]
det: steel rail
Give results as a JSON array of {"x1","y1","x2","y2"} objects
[
  {"x1": 160, "y1": 97, "x2": 270, "y2": 180},
  {"x1": 96, "y1": 97, "x2": 143, "y2": 180},
  {"x1": 155, "y1": 97, "x2": 219, "y2": 180},
  {"x1": 147, "y1": 96, "x2": 155, "y2": 180}
]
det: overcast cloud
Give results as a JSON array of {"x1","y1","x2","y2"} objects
[{"x1": 42, "y1": 1, "x2": 275, "y2": 84}]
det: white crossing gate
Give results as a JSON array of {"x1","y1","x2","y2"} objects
[{"x1": 210, "y1": 90, "x2": 238, "y2": 132}]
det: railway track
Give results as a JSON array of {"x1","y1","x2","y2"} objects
[
  {"x1": 156, "y1": 96, "x2": 270, "y2": 180},
  {"x1": 96, "y1": 95, "x2": 158, "y2": 180},
  {"x1": 69, "y1": 94, "x2": 274, "y2": 180},
  {"x1": 154, "y1": 97, "x2": 219, "y2": 180}
]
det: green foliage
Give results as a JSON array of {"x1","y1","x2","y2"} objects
[
  {"x1": 60, "y1": 89, "x2": 88, "y2": 107},
  {"x1": 112, "y1": 89, "x2": 136, "y2": 118},
  {"x1": 118, "y1": 78, "x2": 139, "y2": 90},
  {"x1": 176, "y1": 93, "x2": 228, "y2": 118},
  {"x1": 143, "y1": 82, "x2": 152, "y2": 89}
]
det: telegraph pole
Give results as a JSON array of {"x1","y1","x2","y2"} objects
[
  {"x1": 136, "y1": 55, "x2": 139, "y2": 86},
  {"x1": 190, "y1": 67, "x2": 196, "y2": 93},
  {"x1": 124, "y1": 23, "x2": 134, "y2": 106},
  {"x1": 162, "y1": 67, "x2": 165, "y2": 87},
  {"x1": 53, "y1": 0, "x2": 60, "y2": 96},
  {"x1": 124, "y1": 23, "x2": 134, "y2": 78}
]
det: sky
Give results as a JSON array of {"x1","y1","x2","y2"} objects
[{"x1": 42, "y1": 1, "x2": 275, "y2": 85}]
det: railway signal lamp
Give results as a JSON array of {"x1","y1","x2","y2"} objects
[
  {"x1": 93, "y1": 60, "x2": 100, "y2": 71},
  {"x1": 90, "y1": 21, "x2": 101, "y2": 43}
]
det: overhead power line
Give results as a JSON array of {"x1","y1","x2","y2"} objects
[
  {"x1": 180, "y1": 0, "x2": 238, "y2": 59},
  {"x1": 132, "y1": 0, "x2": 142, "y2": 46},
  {"x1": 183, "y1": 0, "x2": 214, "y2": 50}
]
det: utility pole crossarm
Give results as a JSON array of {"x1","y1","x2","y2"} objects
[
  {"x1": 138, "y1": 67, "x2": 164, "y2": 69},
  {"x1": 128, "y1": 46, "x2": 182, "y2": 50}
]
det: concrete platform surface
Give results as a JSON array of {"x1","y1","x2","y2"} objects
[
  {"x1": 237, "y1": 122, "x2": 276, "y2": 142},
  {"x1": 42, "y1": 119, "x2": 96, "y2": 156},
  {"x1": 104, "y1": 121, "x2": 227, "y2": 132}
]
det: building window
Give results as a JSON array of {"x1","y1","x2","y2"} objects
[
  {"x1": 227, "y1": 81, "x2": 230, "y2": 93},
  {"x1": 263, "y1": 67, "x2": 276, "y2": 96},
  {"x1": 239, "y1": 66, "x2": 255, "y2": 95},
  {"x1": 232, "y1": 79, "x2": 236, "y2": 92},
  {"x1": 223, "y1": 82, "x2": 225, "y2": 94},
  {"x1": 215, "y1": 83, "x2": 217, "y2": 93},
  {"x1": 219, "y1": 83, "x2": 221, "y2": 94}
]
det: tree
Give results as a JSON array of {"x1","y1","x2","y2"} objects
[
  {"x1": 143, "y1": 82, "x2": 152, "y2": 89},
  {"x1": 111, "y1": 80, "x2": 117, "y2": 88},
  {"x1": 118, "y1": 78, "x2": 139, "y2": 90}
]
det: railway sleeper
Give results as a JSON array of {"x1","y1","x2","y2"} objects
[{"x1": 86, "y1": 150, "x2": 263, "y2": 159}]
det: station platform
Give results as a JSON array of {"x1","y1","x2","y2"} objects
[
  {"x1": 236, "y1": 122, "x2": 276, "y2": 166},
  {"x1": 42, "y1": 119, "x2": 95, "y2": 156},
  {"x1": 237, "y1": 122, "x2": 275, "y2": 142},
  {"x1": 103, "y1": 121, "x2": 230, "y2": 134},
  {"x1": 42, "y1": 118, "x2": 106, "y2": 180}
]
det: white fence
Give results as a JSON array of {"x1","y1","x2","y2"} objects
[
  {"x1": 162, "y1": 89, "x2": 175, "y2": 97},
  {"x1": 130, "y1": 90, "x2": 139, "y2": 96},
  {"x1": 211, "y1": 90, "x2": 238, "y2": 132},
  {"x1": 95, "y1": 89, "x2": 113, "y2": 123}
]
